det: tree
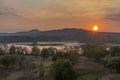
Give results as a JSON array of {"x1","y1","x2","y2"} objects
[
  {"x1": 52, "y1": 50, "x2": 79, "y2": 65},
  {"x1": 48, "y1": 47, "x2": 57, "y2": 56},
  {"x1": 0, "y1": 55, "x2": 17, "y2": 69},
  {"x1": 41, "y1": 48, "x2": 50, "y2": 60},
  {"x1": 52, "y1": 51, "x2": 66, "y2": 61},
  {"x1": 0, "y1": 47, "x2": 4, "y2": 55},
  {"x1": 9, "y1": 46, "x2": 17, "y2": 55},
  {"x1": 110, "y1": 46, "x2": 120, "y2": 56},
  {"x1": 32, "y1": 41, "x2": 38, "y2": 46},
  {"x1": 107, "y1": 57, "x2": 120, "y2": 73},
  {"x1": 82, "y1": 44, "x2": 107, "y2": 61},
  {"x1": 23, "y1": 47, "x2": 30, "y2": 55},
  {"x1": 102, "y1": 55, "x2": 112, "y2": 67},
  {"x1": 16, "y1": 47, "x2": 29, "y2": 55},
  {"x1": 31, "y1": 46, "x2": 40, "y2": 56},
  {"x1": 16, "y1": 47, "x2": 24, "y2": 55},
  {"x1": 50, "y1": 59, "x2": 78, "y2": 80},
  {"x1": 0, "y1": 44, "x2": 9, "y2": 55}
]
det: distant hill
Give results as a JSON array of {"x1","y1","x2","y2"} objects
[{"x1": 0, "y1": 28, "x2": 120, "y2": 43}]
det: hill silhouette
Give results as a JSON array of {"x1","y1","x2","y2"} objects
[{"x1": 0, "y1": 28, "x2": 119, "y2": 43}]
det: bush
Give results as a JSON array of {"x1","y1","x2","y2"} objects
[
  {"x1": 110, "y1": 46, "x2": 120, "y2": 56},
  {"x1": 52, "y1": 50, "x2": 79, "y2": 64},
  {"x1": 31, "y1": 46, "x2": 40, "y2": 56},
  {"x1": 107, "y1": 57, "x2": 120, "y2": 73},
  {"x1": 77, "y1": 69, "x2": 105, "y2": 80},
  {"x1": 41, "y1": 48, "x2": 50, "y2": 60},
  {"x1": 9, "y1": 46, "x2": 16, "y2": 55},
  {"x1": 82, "y1": 44, "x2": 108, "y2": 61},
  {"x1": 50, "y1": 59, "x2": 78, "y2": 80},
  {"x1": 0, "y1": 55, "x2": 17, "y2": 69}
]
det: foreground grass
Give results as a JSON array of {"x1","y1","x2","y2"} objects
[
  {"x1": 43, "y1": 69, "x2": 106, "y2": 80},
  {"x1": 77, "y1": 69, "x2": 106, "y2": 80},
  {"x1": 0, "y1": 77, "x2": 5, "y2": 80},
  {"x1": 77, "y1": 74, "x2": 98, "y2": 80}
]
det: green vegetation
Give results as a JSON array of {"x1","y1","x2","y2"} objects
[
  {"x1": 41, "y1": 48, "x2": 50, "y2": 60},
  {"x1": 0, "y1": 77, "x2": 5, "y2": 80},
  {"x1": 109, "y1": 57, "x2": 120, "y2": 73},
  {"x1": 52, "y1": 50, "x2": 79, "y2": 64},
  {"x1": 50, "y1": 59, "x2": 78, "y2": 80},
  {"x1": 77, "y1": 69, "x2": 105, "y2": 80},
  {"x1": 36, "y1": 62, "x2": 45, "y2": 77},
  {"x1": 31, "y1": 46, "x2": 40, "y2": 56},
  {"x1": 110, "y1": 46, "x2": 120, "y2": 56},
  {"x1": 0, "y1": 55, "x2": 17, "y2": 69},
  {"x1": 82, "y1": 43, "x2": 108, "y2": 61},
  {"x1": 9, "y1": 46, "x2": 16, "y2": 55},
  {"x1": 77, "y1": 74, "x2": 100, "y2": 80},
  {"x1": 0, "y1": 43, "x2": 120, "y2": 80},
  {"x1": 102, "y1": 46, "x2": 120, "y2": 73},
  {"x1": 82, "y1": 44, "x2": 120, "y2": 73}
]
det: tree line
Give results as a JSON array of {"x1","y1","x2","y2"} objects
[
  {"x1": 0, "y1": 43, "x2": 120, "y2": 80},
  {"x1": 82, "y1": 43, "x2": 120, "y2": 73},
  {"x1": 0, "y1": 44, "x2": 80, "y2": 80}
]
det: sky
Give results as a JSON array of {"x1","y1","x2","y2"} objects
[{"x1": 0, "y1": 0, "x2": 120, "y2": 32}]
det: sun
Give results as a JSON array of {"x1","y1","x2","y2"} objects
[{"x1": 93, "y1": 25, "x2": 98, "y2": 31}]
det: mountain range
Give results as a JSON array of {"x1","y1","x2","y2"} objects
[{"x1": 0, "y1": 28, "x2": 120, "y2": 43}]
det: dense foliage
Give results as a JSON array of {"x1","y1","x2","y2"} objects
[
  {"x1": 41, "y1": 48, "x2": 50, "y2": 60},
  {"x1": 82, "y1": 44, "x2": 108, "y2": 61},
  {"x1": 50, "y1": 59, "x2": 78, "y2": 80},
  {"x1": 31, "y1": 46, "x2": 40, "y2": 56},
  {"x1": 0, "y1": 43, "x2": 120, "y2": 80},
  {"x1": 0, "y1": 55, "x2": 17, "y2": 69}
]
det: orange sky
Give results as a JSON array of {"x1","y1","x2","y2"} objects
[{"x1": 0, "y1": 0, "x2": 120, "y2": 32}]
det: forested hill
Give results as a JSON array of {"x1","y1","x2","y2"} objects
[{"x1": 0, "y1": 28, "x2": 120, "y2": 43}]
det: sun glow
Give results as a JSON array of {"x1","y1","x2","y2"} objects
[{"x1": 93, "y1": 25, "x2": 98, "y2": 31}]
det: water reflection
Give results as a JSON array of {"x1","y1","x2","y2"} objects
[{"x1": 5, "y1": 42, "x2": 84, "y2": 54}]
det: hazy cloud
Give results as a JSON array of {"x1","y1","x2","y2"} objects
[
  {"x1": 0, "y1": 0, "x2": 23, "y2": 17},
  {"x1": 105, "y1": 13, "x2": 120, "y2": 21},
  {"x1": 0, "y1": 0, "x2": 120, "y2": 32},
  {"x1": 0, "y1": 9, "x2": 22, "y2": 17}
]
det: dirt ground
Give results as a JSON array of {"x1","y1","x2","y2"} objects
[
  {"x1": 98, "y1": 74, "x2": 120, "y2": 80},
  {"x1": 74, "y1": 56, "x2": 109, "y2": 72}
]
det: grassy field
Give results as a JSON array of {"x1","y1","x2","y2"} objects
[
  {"x1": 77, "y1": 74, "x2": 99, "y2": 80},
  {"x1": 0, "y1": 56, "x2": 118, "y2": 80},
  {"x1": 74, "y1": 56, "x2": 108, "y2": 80},
  {"x1": 77, "y1": 69, "x2": 106, "y2": 80},
  {"x1": 0, "y1": 77, "x2": 5, "y2": 80}
]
